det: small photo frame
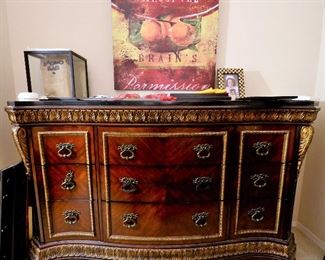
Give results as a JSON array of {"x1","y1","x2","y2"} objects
[{"x1": 217, "y1": 68, "x2": 245, "y2": 98}]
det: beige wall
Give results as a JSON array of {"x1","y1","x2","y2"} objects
[
  {"x1": 298, "y1": 102, "x2": 325, "y2": 248},
  {"x1": 2, "y1": 0, "x2": 325, "y2": 247},
  {"x1": 0, "y1": 1, "x2": 20, "y2": 169},
  {"x1": 297, "y1": 0, "x2": 325, "y2": 247},
  {"x1": 5, "y1": 0, "x2": 323, "y2": 97},
  {"x1": 217, "y1": 0, "x2": 322, "y2": 97},
  {"x1": 5, "y1": 0, "x2": 113, "y2": 96}
]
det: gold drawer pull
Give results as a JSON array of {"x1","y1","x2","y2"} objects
[
  {"x1": 193, "y1": 177, "x2": 212, "y2": 191},
  {"x1": 120, "y1": 177, "x2": 139, "y2": 193},
  {"x1": 63, "y1": 210, "x2": 80, "y2": 225},
  {"x1": 122, "y1": 213, "x2": 138, "y2": 228},
  {"x1": 192, "y1": 212, "x2": 209, "y2": 227},
  {"x1": 56, "y1": 143, "x2": 74, "y2": 158},
  {"x1": 61, "y1": 170, "x2": 76, "y2": 190},
  {"x1": 118, "y1": 144, "x2": 137, "y2": 160},
  {"x1": 193, "y1": 144, "x2": 213, "y2": 159},
  {"x1": 250, "y1": 173, "x2": 269, "y2": 188},
  {"x1": 248, "y1": 207, "x2": 265, "y2": 222},
  {"x1": 253, "y1": 142, "x2": 272, "y2": 156}
]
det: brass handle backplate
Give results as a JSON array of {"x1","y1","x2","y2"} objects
[
  {"x1": 193, "y1": 177, "x2": 212, "y2": 191},
  {"x1": 193, "y1": 144, "x2": 213, "y2": 159},
  {"x1": 120, "y1": 177, "x2": 139, "y2": 193},
  {"x1": 122, "y1": 213, "x2": 138, "y2": 228},
  {"x1": 56, "y1": 143, "x2": 74, "y2": 158},
  {"x1": 63, "y1": 209, "x2": 80, "y2": 225},
  {"x1": 118, "y1": 144, "x2": 137, "y2": 160},
  {"x1": 250, "y1": 173, "x2": 269, "y2": 188},
  {"x1": 192, "y1": 212, "x2": 209, "y2": 227},
  {"x1": 253, "y1": 142, "x2": 272, "y2": 157},
  {"x1": 248, "y1": 207, "x2": 265, "y2": 222},
  {"x1": 61, "y1": 170, "x2": 76, "y2": 190}
]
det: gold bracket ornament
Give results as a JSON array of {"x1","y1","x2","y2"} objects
[
  {"x1": 193, "y1": 144, "x2": 213, "y2": 159},
  {"x1": 61, "y1": 170, "x2": 76, "y2": 190},
  {"x1": 120, "y1": 177, "x2": 139, "y2": 193},
  {"x1": 118, "y1": 144, "x2": 137, "y2": 160},
  {"x1": 193, "y1": 177, "x2": 212, "y2": 191},
  {"x1": 12, "y1": 127, "x2": 31, "y2": 175},
  {"x1": 122, "y1": 213, "x2": 138, "y2": 228},
  {"x1": 192, "y1": 212, "x2": 209, "y2": 227},
  {"x1": 248, "y1": 207, "x2": 265, "y2": 222},
  {"x1": 56, "y1": 143, "x2": 74, "y2": 158},
  {"x1": 63, "y1": 210, "x2": 80, "y2": 225},
  {"x1": 250, "y1": 173, "x2": 269, "y2": 188},
  {"x1": 253, "y1": 142, "x2": 272, "y2": 157},
  {"x1": 297, "y1": 126, "x2": 314, "y2": 173}
]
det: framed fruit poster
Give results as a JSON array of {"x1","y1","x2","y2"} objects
[{"x1": 111, "y1": 0, "x2": 219, "y2": 91}]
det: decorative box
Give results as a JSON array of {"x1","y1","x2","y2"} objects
[{"x1": 24, "y1": 49, "x2": 89, "y2": 98}]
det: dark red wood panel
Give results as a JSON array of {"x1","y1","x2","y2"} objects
[
  {"x1": 109, "y1": 202, "x2": 225, "y2": 240},
  {"x1": 35, "y1": 165, "x2": 96, "y2": 201},
  {"x1": 32, "y1": 126, "x2": 95, "y2": 165}
]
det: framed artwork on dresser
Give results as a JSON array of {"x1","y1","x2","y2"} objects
[{"x1": 217, "y1": 68, "x2": 245, "y2": 98}]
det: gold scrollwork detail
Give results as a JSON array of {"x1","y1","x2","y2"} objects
[
  {"x1": 29, "y1": 236, "x2": 296, "y2": 260},
  {"x1": 297, "y1": 126, "x2": 314, "y2": 172},
  {"x1": 5, "y1": 107, "x2": 319, "y2": 124},
  {"x1": 12, "y1": 127, "x2": 31, "y2": 175}
]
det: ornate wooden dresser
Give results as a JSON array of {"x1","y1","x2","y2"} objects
[{"x1": 5, "y1": 99, "x2": 319, "y2": 259}]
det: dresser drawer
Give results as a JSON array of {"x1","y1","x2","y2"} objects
[
  {"x1": 106, "y1": 202, "x2": 225, "y2": 242},
  {"x1": 238, "y1": 126, "x2": 295, "y2": 163},
  {"x1": 41, "y1": 200, "x2": 97, "y2": 241},
  {"x1": 236, "y1": 163, "x2": 291, "y2": 199},
  {"x1": 231, "y1": 199, "x2": 285, "y2": 238},
  {"x1": 108, "y1": 165, "x2": 224, "y2": 203},
  {"x1": 109, "y1": 166, "x2": 165, "y2": 202},
  {"x1": 164, "y1": 135, "x2": 227, "y2": 165},
  {"x1": 32, "y1": 126, "x2": 94, "y2": 165},
  {"x1": 35, "y1": 165, "x2": 96, "y2": 201},
  {"x1": 165, "y1": 165, "x2": 224, "y2": 202},
  {"x1": 99, "y1": 128, "x2": 228, "y2": 166}
]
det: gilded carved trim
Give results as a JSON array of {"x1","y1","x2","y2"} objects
[
  {"x1": 5, "y1": 107, "x2": 318, "y2": 124},
  {"x1": 12, "y1": 127, "x2": 31, "y2": 175},
  {"x1": 297, "y1": 126, "x2": 314, "y2": 171},
  {"x1": 29, "y1": 237, "x2": 295, "y2": 260}
]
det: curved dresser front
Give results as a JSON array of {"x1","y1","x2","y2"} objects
[{"x1": 5, "y1": 99, "x2": 319, "y2": 260}]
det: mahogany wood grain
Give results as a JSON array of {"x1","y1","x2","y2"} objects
[
  {"x1": 40, "y1": 200, "x2": 99, "y2": 242},
  {"x1": 108, "y1": 165, "x2": 165, "y2": 202},
  {"x1": 238, "y1": 163, "x2": 291, "y2": 199},
  {"x1": 32, "y1": 126, "x2": 95, "y2": 165},
  {"x1": 108, "y1": 165, "x2": 223, "y2": 203},
  {"x1": 236, "y1": 125, "x2": 296, "y2": 163},
  {"x1": 230, "y1": 198, "x2": 285, "y2": 239},
  {"x1": 108, "y1": 201, "x2": 225, "y2": 240},
  {"x1": 35, "y1": 165, "x2": 96, "y2": 201},
  {"x1": 98, "y1": 126, "x2": 230, "y2": 166}
]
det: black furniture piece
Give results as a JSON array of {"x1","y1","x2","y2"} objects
[{"x1": 0, "y1": 162, "x2": 27, "y2": 260}]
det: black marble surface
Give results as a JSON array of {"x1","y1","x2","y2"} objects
[{"x1": 7, "y1": 96, "x2": 317, "y2": 108}]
